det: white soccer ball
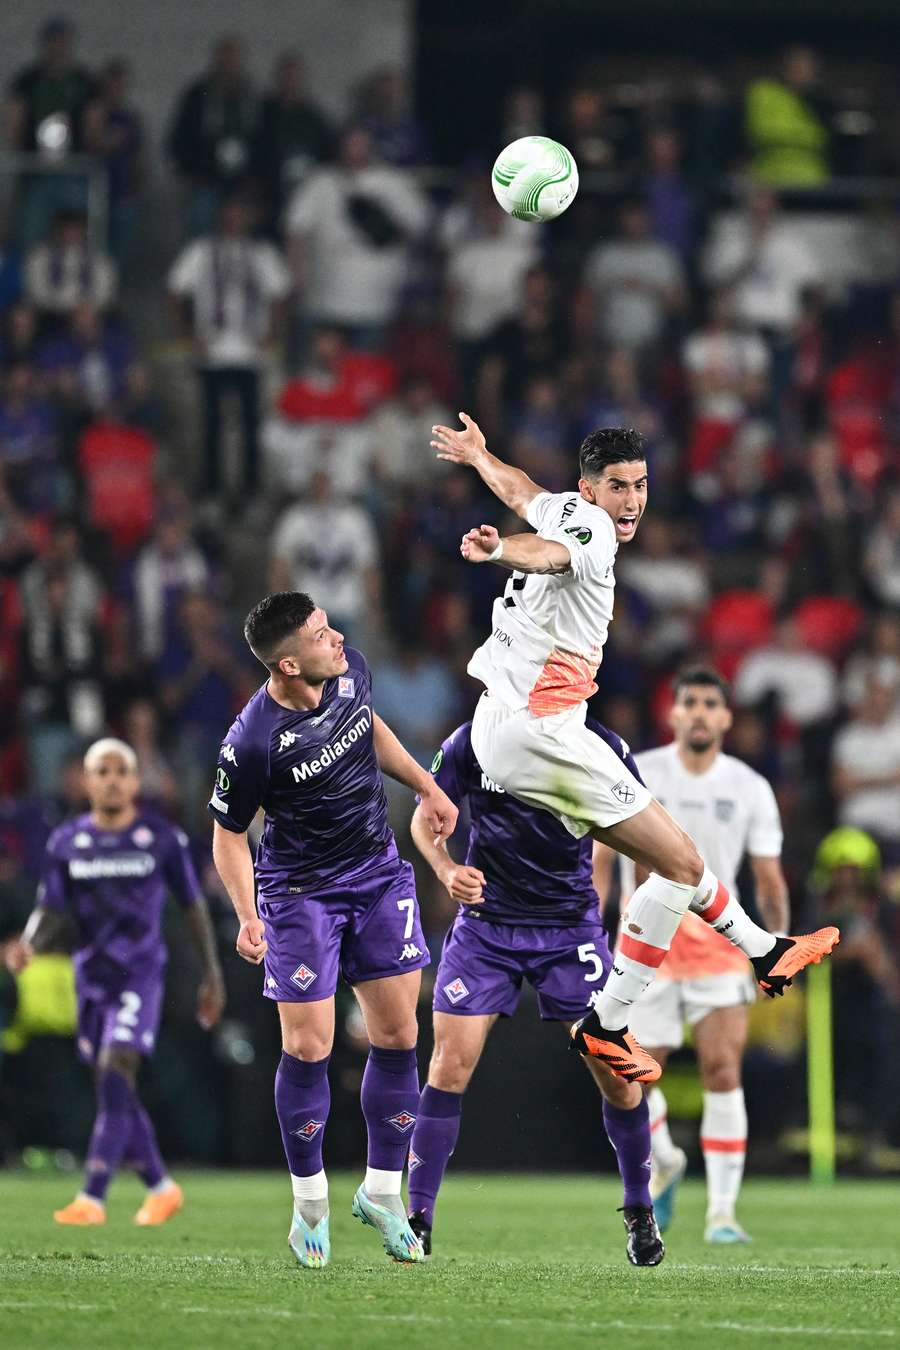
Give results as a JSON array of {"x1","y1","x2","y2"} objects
[{"x1": 491, "y1": 136, "x2": 579, "y2": 223}]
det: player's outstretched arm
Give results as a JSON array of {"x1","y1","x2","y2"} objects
[
  {"x1": 373, "y1": 714, "x2": 458, "y2": 844},
  {"x1": 460, "y1": 525, "x2": 571, "y2": 574},
  {"x1": 431, "y1": 412, "x2": 546, "y2": 519},
  {"x1": 185, "y1": 899, "x2": 226, "y2": 1029},
  {"x1": 410, "y1": 802, "x2": 485, "y2": 905},
  {"x1": 212, "y1": 822, "x2": 268, "y2": 965}
]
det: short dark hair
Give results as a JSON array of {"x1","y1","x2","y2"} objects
[
  {"x1": 243, "y1": 591, "x2": 316, "y2": 668},
  {"x1": 673, "y1": 664, "x2": 731, "y2": 703},
  {"x1": 579, "y1": 428, "x2": 646, "y2": 479}
]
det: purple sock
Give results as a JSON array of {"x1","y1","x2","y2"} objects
[
  {"x1": 603, "y1": 1097, "x2": 653, "y2": 1209},
  {"x1": 275, "y1": 1051, "x2": 331, "y2": 1177},
  {"x1": 125, "y1": 1102, "x2": 167, "y2": 1189},
  {"x1": 361, "y1": 1045, "x2": 419, "y2": 1172},
  {"x1": 407, "y1": 1084, "x2": 462, "y2": 1224},
  {"x1": 83, "y1": 1069, "x2": 135, "y2": 1201}
]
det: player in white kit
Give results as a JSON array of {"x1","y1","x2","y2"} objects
[
  {"x1": 594, "y1": 667, "x2": 789, "y2": 1243},
  {"x1": 430, "y1": 413, "x2": 837, "y2": 1083}
]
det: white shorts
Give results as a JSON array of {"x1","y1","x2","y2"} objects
[
  {"x1": 629, "y1": 970, "x2": 757, "y2": 1050},
  {"x1": 470, "y1": 693, "x2": 652, "y2": 838}
]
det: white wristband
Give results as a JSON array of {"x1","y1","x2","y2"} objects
[{"x1": 487, "y1": 539, "x2": 504, "y2": 562}]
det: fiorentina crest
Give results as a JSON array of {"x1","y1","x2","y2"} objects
[
  {"x1": 290, "y1": 963, "x2": 318, "y2": 991},
  {"x1": 443, "y1": 977, "x2": 469, "y2": 1005},
  {"x1": 338, "y1": 676, "x2": 355, "y2": 698}
]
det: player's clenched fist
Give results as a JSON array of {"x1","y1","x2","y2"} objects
[
  {"x1": 236, "y1": 917, "x2": 268, "y2": 965},
  {"x1": 461, "y1": 524, "x2": 501, "y2": 563},
  {"x1": 418, "y1": 780, "x2": 459, "y2": 845},
  {"x1": 440, "y1": 863, "x2": 485, "y2": 905}
]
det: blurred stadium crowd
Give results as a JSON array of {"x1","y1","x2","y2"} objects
[{"x1": 0, "y1": 18, "x2": 898, "y2": 1168}]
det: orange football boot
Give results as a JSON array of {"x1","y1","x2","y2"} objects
[
  {"x1": 54, "y1": 1195, "x2": 106, "y2": 1225},
  {"x1": 751, "y1": 927, "x2": 840, "y2": 998},
  {"x1": 134, "y1": 1183, "x2": 184, "y2": 1227},
  {"x1": 570, "y1": 1011, "x2": 662, "y2": 1083}
]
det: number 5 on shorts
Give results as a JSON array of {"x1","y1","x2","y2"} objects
[
  {"x1": 397, "y1": 898, "x2": 415, "y2": 940},
  {"x1": 577, "y1": 942, "x2": 605, "y2": 982}
]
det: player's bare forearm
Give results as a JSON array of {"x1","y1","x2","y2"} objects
[
  {"x1": 211, "y1": 823, "x2": 258, "y2": 924},
  {"x1": 750, "y1": 856, "x2": 790, "y2": 933},
  {"x1": 431, "y1": 413, "x2": 545, "y2": 519},
  {"x1": 591, "y1": 841, "x2": 617, "y2": 904},
  {"x1": 411, "y1": 803, "x2": 484, "y2": 903},
  {"x1": 22, "y1": 906, "x2": 69, "y2": 954},
  {"x1": 185, "y1": 899, "x2": 223, "y2": 979},
  {"x1": 460, "y1": 526, "x2": 571, "y2": 572},
  {"x1": 374, "y1": 715, "x2": 458, "y2": 842}
]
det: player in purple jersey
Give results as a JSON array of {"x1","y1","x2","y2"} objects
[
  {"x1": 209, "y1": 592, "x2": 457, "y2": 1268},
  {"x1": 6, "y1": 738, "x2": 224, "y2": 1227},
  {"x1": 405, "y1": 718, "x2": 664, "y2": 1267}
]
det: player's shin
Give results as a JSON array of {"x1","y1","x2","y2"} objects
[
  {"x1": 603, "y1": 1097, "x2": 652, "y2": 1210},
  {"x1": 361, "y1": 1045, "x2": 419, "y2": 1196},
  {"x1": 690, "y1": 866, "x2": 774, "y2": 959},
  {"x1": 83, "y1": 1069, "x2": 138, "y2": 1203},
  {"x1": 275, "y1": 1051, "x2": 331, "y2": 1223},
  {"x1": 407, "y1": 1085, "x2": 463, "y2": 1226},
  {"x1": 593, "y1": 875, "x2": 695, "y2": 1029},
  {"x1": 126, "y1": 1100, "x2": 169, "y2": 1191},
  {"x1": 702, "y1": 1087, "x2": 748, "y2": 1224}
]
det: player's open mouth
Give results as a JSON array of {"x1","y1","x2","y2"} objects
[{"x1": 616, "y1": 515, "x2": 638, "y2": 538}]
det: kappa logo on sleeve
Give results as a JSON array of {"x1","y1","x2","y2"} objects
[{"x1": 221, "y1": 744, "x2": 237, "y2": 765}]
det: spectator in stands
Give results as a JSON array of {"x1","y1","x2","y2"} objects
[
  {"x1": 255, "y1": 52, "x2": 333, "y2": 234},
  {"x1": 862, "y1": 485, "x2": 900, "y2": 608},
  {"x1": 36, "y1": 302, "x2": 135, "y2": 413},
  {"x1": 584, "y1": 198, "x2": 686, "y2": 353},
  {"x1": 370, "y1": 647, "x2": 462, "y2": 767},
  {"x1": 477, "y1": 264, "x2": 568, "y2": 436},
  {"x1": 832, "y1": 676, "x2": 900, "y2": 860},
  {"x1": 735, "y1": 615, "x2": 839, "y2": 729},
  {"x1": 499, "y1": 87, "x2": 545, "y2": 144},
  {"x1": 0, "y1": 363, "x2": 62, "y2": 516},
  {"x1": 355, "y1": 67, "x2": 430, "y2": 167},
  {"x1": 83, "y1": 59, "x2": 144, "y2": 265},
  {"x1": 132, "y1": 513, "x2": 210, "y2": 663},
  {"x1": 25, "y1": 209, "x2": 116, "y2": 321},
  {"x1": 285, "y1": 125, "x2": 430, "y2": 345},
  {"x1": 121, "y1": 698, "x2": 180, "y2": 813},
  {"x1": 843, "y1": 613, "x2": 900, "y2": 711},
  {"x1": 19, "y1": 520, "x2": 105, "y2": 794},
  {"x1": 167, "y1": 35, "x2": 260, "y2": 239},
  {"x1": 703, "y1": 187, "x2": 820, "y2": 338},
  {"x1": 366, "y1": 374, "x2": 452, "y2": 496},
  {"x1": 5, "y1": 17, "x2": 97, "y2": 246},
  {"x1": 0, "y1": 211, "x2": 23, "y2": 314},
  {"x1": 263, "y1": 325, "x2": 395, "y2": 497},
  {"x1": 745, "y1": 46, "x2": 830, "y2": 187},
  {"x1": 0, "y1": 302, "x2": 39, "y2": 368},
  {"x1": 168, "y1": 196, "x2": 290, "y2": 504},
  {"x1": 557, "y1": 83, "x2": 625, "y2": 171},
  {"x1": 644, "y1": 125, "x2": 695, "y2": 264},
  {"x1": 270, "y1": 469, "x2": 382, "y2": 640},
  {"x1": 618, "y1": 515, "x2": 710, "y2": 664},
  {"x1": 442, "y1": 181, "x2": 537, "y2": 393}
]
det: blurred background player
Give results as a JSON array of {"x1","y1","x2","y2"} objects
[
  {"x1": 4, "y1": 738, "x2": 224, "y2": 1226},
  {"x1": 594, "y1": 667, "x2": 788, "y2": 1243},
  {"x1": 431, "y1": 415, "x2": 836, "y2": 1079},
  {"x1": 407, "y1": 717, "x2": 664, "y2": 1266},
  {"x1": 209, "y1": 591, "x2": 457, "y2": 1267}
]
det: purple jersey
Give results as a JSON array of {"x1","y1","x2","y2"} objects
[
  {"x1": 38, "y1": 812, "x2": 201, "y2": 997},
  {"x1": 430, "y1": 718, "x2": 644, "y2": 926},
  {"x1": 208, "y1": 646, "x2": 396, "y2": 899}
]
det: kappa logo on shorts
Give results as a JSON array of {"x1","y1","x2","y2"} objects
[
  {"x1": 385, "y1": 1111, "x2": 416, "y2": 1134},
  {"x1": 290, "y1": 963, "x2": 318, "y2": 991},
  {"x1": 399, "y1": 943, "x2": 423, "y2": 961},
  {"x1": 408, "y1": 1148, "x2": 424, "y2": 1173},
  {"x1": 443, "y1": 976, "x2": 470, "y2": 1005},
  {"x1": 291, "y1": 1119, "x2": 325, "y2": 1141},
  {"x1": 612, "y1": 779, "x2": 636, "y2": 806}
]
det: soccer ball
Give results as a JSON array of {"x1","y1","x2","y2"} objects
[{"x1": 491, "y1": 136, "x2": 579, "y2": 222}]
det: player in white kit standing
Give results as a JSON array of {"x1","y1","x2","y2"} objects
[
  {"x1": 430, "y1": 414, "x2": 837, "y2": 1082},
  {"x1": 594, "y1": 667, "x2": 789, "y2": 1242}
]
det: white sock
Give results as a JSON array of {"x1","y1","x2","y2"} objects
[
  {"x1": 594, "y1": 874, "x2": 695, "y2": 1029},
  {"x1": 77, "y1": 1191, "x2": 104, "y2": 1208},
  {"x1": 364, "y1": 1166, "x2": 402, "y2": 1196},
  {"x1": 149, "y1": 1177, "x2": 175, "y2": 1195},
  {"x1": 690, "y1": 865, "x2": 775, "y2": 960},
  {"x1": 701, "y1": 1088, "x2": 747, "y2": 1220},
  {"x1": 647, "y1": 1087, "x2": 680, "y2": 1170},
  {"x1": 291, "y1": 1168, "x2": 328, "y2": 1204}
]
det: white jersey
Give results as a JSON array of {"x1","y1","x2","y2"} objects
[
  {"x1": 625, "y1": 742, "x2": 784, "y2": 980},
  {"x1": 467, "y1": 490, "x2": 618, "y2": 715}
]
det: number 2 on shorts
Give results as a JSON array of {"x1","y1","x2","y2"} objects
[
  {"x1": 397, "y1": 898, "x2": 415, "y2": 940},
  {"x1": 117, "y1": 990, "x2": 143, "y2": 1026},
  {"x1": 577, "y1": 942, "x2": 605, "y2": 982}
]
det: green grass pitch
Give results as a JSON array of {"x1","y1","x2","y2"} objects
[{"x1": 2, "y1": 1171, "x2": 898, "y2": 1349}]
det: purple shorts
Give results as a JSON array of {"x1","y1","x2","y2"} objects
[
  {"x1": 433, "y1": 911, "x2": 612, "y2": 1022},
  {"x1": 76, "y1": 974, "x2": 165, "y2": 1064},
  {"x1": 258, "y1": 856, "x2": 429, "y2": 1002}
]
